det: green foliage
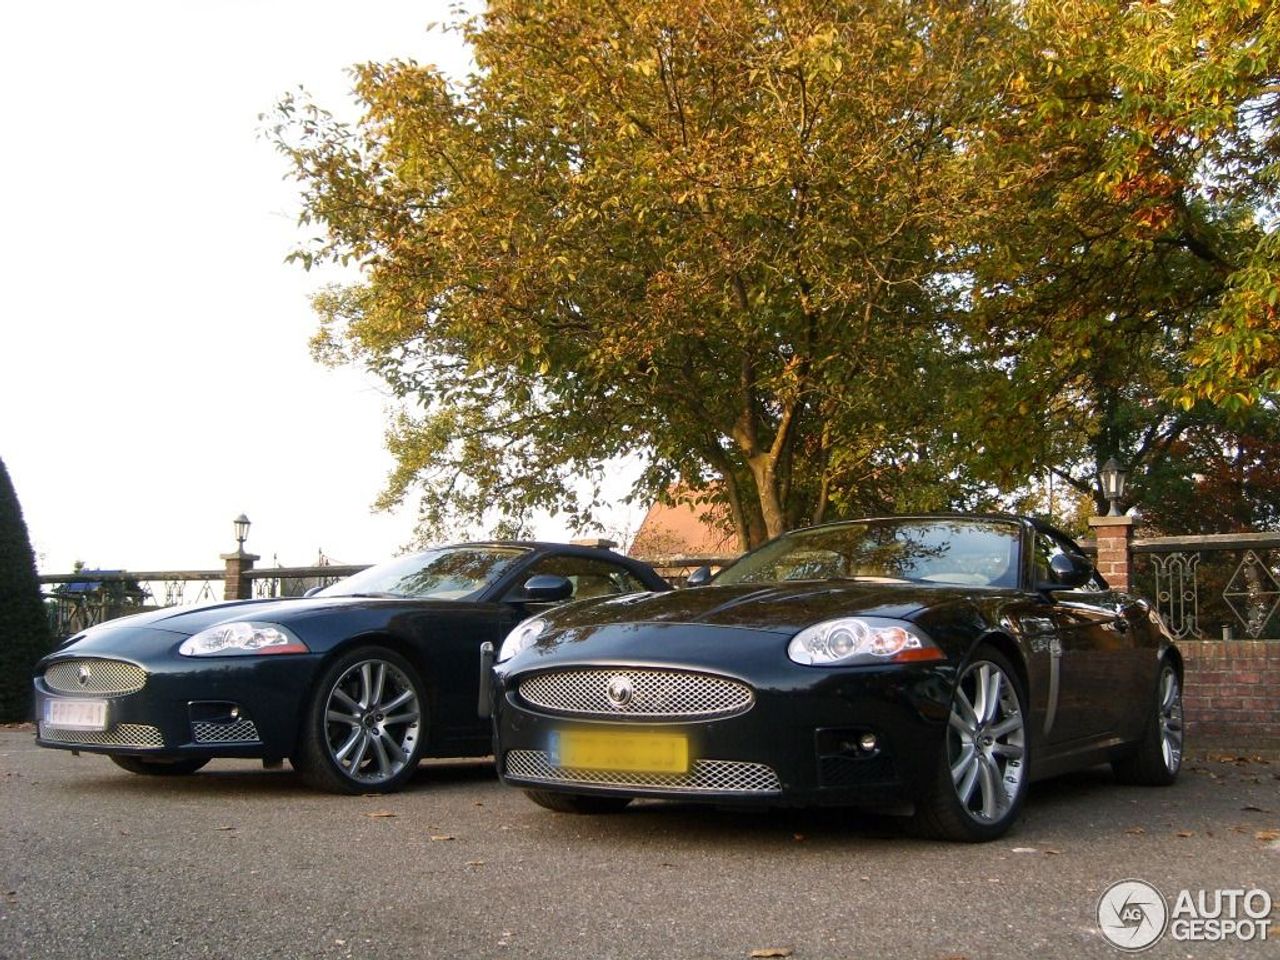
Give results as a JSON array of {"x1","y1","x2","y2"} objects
[
  {"x1": 272, "y1": 0, "x2": 1279, "y2": 544},
  {"x1": 944, "y1": 0, "x2": 1279, "y2": 515},
  {"x1": 0, "y1": 457, "x2": 53, "y2": 721}
]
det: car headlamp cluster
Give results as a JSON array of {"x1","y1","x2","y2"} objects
[
  {"x1": 178, "y1": 622, "x2": 309, "y2": 657},
  {"x1": 497, "y1": 617, "x2": 547, "y2": 663},
  {"x1": 787, "y1": 617, "x2": 943, "y2": 666}
]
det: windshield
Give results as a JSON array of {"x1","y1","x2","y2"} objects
[
  {"x1": 317, "y1": 546, "x2": 530, "y2": 601},
  {"x1": 715, "y1": 519, "x2": 1021, "y2": 588}
]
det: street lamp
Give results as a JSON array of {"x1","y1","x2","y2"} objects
[
  {"x1": 233, "y1": 514, "x2": 251, "y2": 551},
  {"x1": 1099, "y1": 458, "x2": 1128, "y2": 517}
]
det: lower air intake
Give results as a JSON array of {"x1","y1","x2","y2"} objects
[{"x1": 505, "y1": 749, "x2": 781, "y2": 794}]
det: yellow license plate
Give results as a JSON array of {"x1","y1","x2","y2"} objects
[{"x1": 551, "y1": 729, "x2": 689, "y2": 774}]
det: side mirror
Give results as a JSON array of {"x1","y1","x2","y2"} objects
[
  {"x1": 1042, "y1": 553, "x2": 1092, "y2": 590},
  {"x1": 519, "y1": 574, "x2": 573, "y2": 603},
  {"x1": 685, "y1": 565, "x2": 713, "y2": 588}
]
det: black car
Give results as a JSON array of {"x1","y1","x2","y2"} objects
[
  {"x1": 33, "y1": 541, "x2": 669, "y2": 793},
  {"x1": 491, "y1": 515, "x2": 1184, "y2": 841}
]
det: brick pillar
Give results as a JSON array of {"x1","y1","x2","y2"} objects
[
  {"x1": 221, "y1": 551, "x2": 260, "y2": 601},
  {"x1": 1087, "y1": 515, "x2": 1135, "y2": 592}
]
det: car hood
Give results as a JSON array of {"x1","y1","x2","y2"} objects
[
  {"x1": 540, "y1": 580, "x2": 971, "y2": 636},
  {"x1": 45, "y1": 595, "x2": 466, "y2": 660}
]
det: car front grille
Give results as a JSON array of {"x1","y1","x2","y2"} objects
[
  {"x1": 44, "y1": 659, "x2": 147, "y2": 696},
  {"x1": 504, "y1": 749, "x2": 782, "y2": 795},
  {"x1": 38, "y1": 723, "x2": 165, "y2": 748},
  {"x1": 517, "y1": 668, "x2": 754, "y2": 720},
  {"x1": 192, "y1": 720, "x2": 260, "y2": 744}
]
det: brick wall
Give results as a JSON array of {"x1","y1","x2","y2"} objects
[{"x1": 1180, "y1": 639, "x2": 1280, "y2": 757}]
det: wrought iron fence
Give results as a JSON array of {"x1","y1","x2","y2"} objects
[
  {"x1": 249, "y1": 564, "x2": 370, "y2": 599},
  {"x1": 39, "y1": 570, "x2": 223, "y2": 639},
  {"x1": 1132, "y1": 533, "x2": 1280, "y2": 641}
]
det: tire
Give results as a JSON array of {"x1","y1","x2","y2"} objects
[
  {"x1": 292, "y1": 645, "x2": 427, "y2": 795},
  {"x1": 523, "y1": 789, "x2": 633, "y2": 814},
  {"x1": 1112, "y1": 660, "x2": 1183, "y2": 786},
  {"x1": 913, "y1": 645, "x2": 1030, "y2": 842},
  {"x1": 110, "y1": 755, "x2": 210, "y2": 776}
]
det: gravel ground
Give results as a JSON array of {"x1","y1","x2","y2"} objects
[{"x1": 1, "y1": 728, "x2": 1277, "y2": 960}]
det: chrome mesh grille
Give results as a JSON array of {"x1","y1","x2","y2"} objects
[
  {"x1": 505, "y1": 749, "x2": 781, "y2": 794},
  {"x1": 39, "y1": 723, "x2": 165, "y2": 748},
  {"x1": 192, "y1": 720, "x2": 260, "y2": 744},
  {"x1": 44, "y1": 659, "x2": 146, "y2": 696},
  {"x1": 517, "y1": 669, "x2": 754, "y2": 719}
]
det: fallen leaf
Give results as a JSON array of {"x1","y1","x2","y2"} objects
[
  {"x1": 1011, "y1": 847, "x2": 1038, "y2": 854},
  {"x1": 1256, "y1": 830, "x2": 1280, "y2": 842},
  {"x1": 215, "y1": 826, "x2": 236, "y2": 832},
  {"x1": 1125, "y1": 826, "x2": 1146, "y2": 835},
  {"x1": 466, "y1": 860, "x2": 485, "y2": 867},
  {"x1": 430, "y1": 835, "x2": 455, "y2": 842},
  {"x1": 750, "y1": 949, "x2": 793, "y2": 958},
  {"x1": 365, "y1": 811, "x2": 397, "y2": 819},
  {"x1": 1241, "y1": 805, "x2": 1271, "y2": 814},
  {"x1": 793, "y1": 833, "x2": 806, "y2": 842},
  {"x1": 1044, "y1": 849, "x2": 1063, "y2": 856},
  {"x1": 1175, "y1": 830, "x2": 1194, "y2": 838}
]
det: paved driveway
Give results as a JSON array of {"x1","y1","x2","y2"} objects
[{"x1": 1, "y1": 728, "x2": 1276, "y2": 959}]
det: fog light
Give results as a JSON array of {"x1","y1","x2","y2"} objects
[
  {"x1": 229, "y1": 706, "x2": 240, "y2": 720},
  {"x1": 858, "y1": 733, "x2": 878, "y2": 753}
]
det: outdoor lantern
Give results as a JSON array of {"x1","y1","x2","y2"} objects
[
  {"x1": 233, "y1": 514, "x2": 251, "y2": 550},
  {"x1": 1099, "y1": 458, "x2": 1128, "y2": 516}
]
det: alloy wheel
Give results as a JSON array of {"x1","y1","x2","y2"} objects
[
  {"x1": 1158, "y1": 666, "x2": 1184, "y2": 774},
  {"x1": 948, "y1": 659, "x2": 1026, "y2": 823},
  {"x1": 322, "y1": 658, "x2": 421, "y2": 785}
]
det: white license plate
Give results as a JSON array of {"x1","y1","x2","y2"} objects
[{"x1": 44, "y1": 698, "x2": 108, "y2": 731}]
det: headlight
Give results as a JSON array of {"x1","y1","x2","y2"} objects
[
  {"x1": 178, "y1": 622, "x2": 309, "y2": 657},
  {"x1": 497, "y1": 617, "x2": 547, "y2": 663},
  {"x1": 787, "y1": 617, "x2": 943, "y2": 666}
]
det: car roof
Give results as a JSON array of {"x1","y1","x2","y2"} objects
[{"x1": 780, "y1": 513, "x2": 1034, "y2": 538}]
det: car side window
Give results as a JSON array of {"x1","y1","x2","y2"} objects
[
  {"x1": 522, "y1": 555, "x2": 649, "y2": 600},
  {"x1": 1033, "y1": 531, "x2": 1105, "y2": 592}
]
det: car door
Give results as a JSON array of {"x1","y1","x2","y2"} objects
[{"x1": 1032, "y1": 529, "x2": 1134, "y2": 743}]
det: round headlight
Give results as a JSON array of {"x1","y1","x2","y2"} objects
[{"x1": 497, "y1": 617, "x2": 547, "y2": 663}]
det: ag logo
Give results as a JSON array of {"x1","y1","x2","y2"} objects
[{"x1": 1098, "y1": 879, "x2": 1169, "y2": 951}]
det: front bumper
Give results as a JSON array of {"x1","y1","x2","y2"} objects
[
  {"x1": 493, "y1": 627, "x2": 955, "y2": 808},
  {"x1": 33, "y1": 650, "x2": 322, "y2": 760}
]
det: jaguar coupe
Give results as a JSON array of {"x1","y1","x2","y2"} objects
[
  {"x1": 490, "y1": 515, "x2": 1184, "y2": 841},
  {"x1": 34, "y1": 541, "x2": 668, "y2": 793}
]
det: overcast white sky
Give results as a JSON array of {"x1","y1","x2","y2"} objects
[{"x1": 0, "y1": 1, "x2": 617, "y2": 574}]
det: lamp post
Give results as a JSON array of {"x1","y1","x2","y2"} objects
[
  {"x1": 1089, "y1": 458, "x2": 1135, "y2": 592},
  {"x1": 1099, "y1": 458, "x2": 1128, "y2": 517},
  {"x1": 222, "y1": 514, "x2": 259, "y2": 601},
  {"x1": 233, "y1": 514, "x2": 251, "y2": 552}
]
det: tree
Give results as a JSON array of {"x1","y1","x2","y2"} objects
[
  {"x1": 943, "y1": 0, "x2": 1280, "y2": 512},
  {"x1": 0, "y1": 457, "x2": 52, "y2": 721},
  {"x1": 274, "y1": 1, "x2": 1277, "y2": 545},
  {"x1": 271, "y1": 0, "x2": 1015, "y2": 549}
]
